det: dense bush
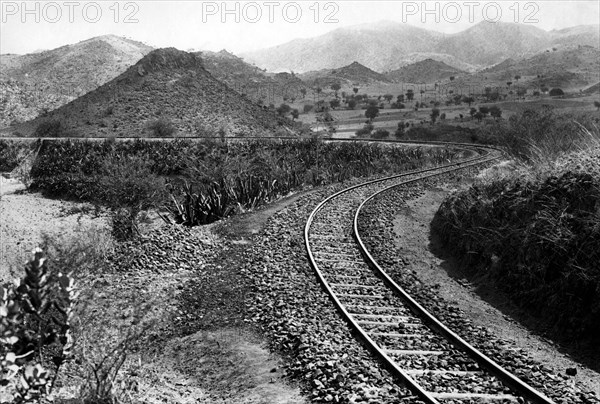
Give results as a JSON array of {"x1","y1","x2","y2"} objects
[
  {"x1": 147, "y1": 118, "x2": 177, "y2": 137},
  {"x1": 371, "y1": 129, "x2": 390, "y2": 139},
  {"x1": 476, "y1": 107, "x2": 598, "y2": 162},
  {"x1": 433, "y1": 155, "x2": 600, "y2": 341}
]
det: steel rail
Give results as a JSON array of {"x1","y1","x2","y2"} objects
[
  {"x1": 304, "y1": 143, "x2": 502, "y2": 403},
  {"x1": 351, "y1": 163, "x2": 557, "y2": 403}
]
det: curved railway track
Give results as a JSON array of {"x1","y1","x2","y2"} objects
[{"x1": 304, "y1": 145, "x2": 557, "y2": 404}]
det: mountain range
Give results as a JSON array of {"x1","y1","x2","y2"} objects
[
  {"x1": 241, "y1": 21, "x2": 600, "y2": 73},
  {"x1": 1, "y1": 20, "x2": 599, "y2": 132}
]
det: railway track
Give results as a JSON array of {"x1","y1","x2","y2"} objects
[{"x1": 304, "y1": 145, "x2": 557, "y2": 404}]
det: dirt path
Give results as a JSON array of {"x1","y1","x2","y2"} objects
[{"x1": 393, "y1": 184, "x2": 600, "y2": 395}]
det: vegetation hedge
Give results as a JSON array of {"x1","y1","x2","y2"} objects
[
  {"x1": 432, "y1": 119, "x2": 600, "y2": 342},
  {"x1": 30, "y1": 138, "x2": 457, "y2": 224}
]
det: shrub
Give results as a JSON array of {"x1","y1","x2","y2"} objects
[
  {"x1": 34, "y1": 119, "x2": 63, "y2": 137},
  {"x1": 372, "y1": 129, "x2": 390, "y2": 139},
  {"x1": 147, "y1": 118, "x2": 176, "y2": 137},
  {"x1": 355, "y1": 123, "x2": 374, "y2": 137},
  {"x1": 99, "y1": 154, "x2": 167, "y2": 240}
]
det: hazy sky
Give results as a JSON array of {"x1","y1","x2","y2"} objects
[{"x1": 1, "y1": 1, "x2": 599, "y2": 54}]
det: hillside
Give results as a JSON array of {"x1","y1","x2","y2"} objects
[
  {"x1": 9, "y1": 48, "x2": 289, "y2": 137},
  {"x1": 479, "y1": 46, "x2": 600, "y2": 89},
  {"x1": 0, "y1": 35, "x2": 153, "y2": 128},
  {"x1": 435, "y1": 21, "x2": 550, "y2": 67},
  {"x1": 299, "y1": 61, "x2": 391, "y2": 87},
  {"x1": 200, "y1": 50, "x2": 305, "y2": 103},
  {"x1": 241, "y1": 21, "x2": 600, "y2": 73},
  {"x1": 385, "y1": 59, "x2": 465, "y2": 83},
  {"x1": 199, "y1": 49, "x2": 273, "y2": 91}
]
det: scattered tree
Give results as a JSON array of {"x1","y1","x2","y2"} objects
[
  {"x1": 462, "y1": 96, "x2": 475, "y2": 106},
  {"x1": 394, "y1": 122, "x2": 405, "y2": 138},
  {"x1": 594, "y1": 100, "x2": 600, "y2": 111},
  {"x1": 549, "y1": 88, "x2": 564, "y2": 96},
  {"x1": 430, "y1": 108, "x2": 440, "y2": 124},
  {"x1": 331, "y1": 83, "x2": 341, "y2": 96},
  {"x1": 291, "y1": 109, "x2": 299, "y2": 120},
  {"x1": 383, "y1": 94, "x2": 394, "y2": 104},
  {"x1": 489, "y1": 105, "x2": 502, "y2": 120},
  {"x1": 276, "y1": 103, "x2": 292, "y2": 116},
  {"x1": 353, "y1": 87, "x2": 359, "y2": 95},
  {"x1": 406, "y1": 89, "x2": 414, "y2": 101},
  {"x1": 329, "y1": 99, "x2": 340, "y2": 109},
  {"x1": 347, "y1": 99, "x2": 357, "y2": 109},
  {"x1": 365, "y1": 105, "x2": 380, "y2": 122},
  {"x1": 479, "y1": 106, "x2": 490, "y2": 116},
  {"x1": 316, "y1": 111, "x2": 336, "y2": 134}
]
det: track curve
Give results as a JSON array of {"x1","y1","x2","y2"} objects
[{"x1": 304, "y1": 143, "x2": 557, "y2": 404}]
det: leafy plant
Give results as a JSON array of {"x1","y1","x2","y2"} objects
[{"x1": 1, "y1": 249, "x2": 77, "y2": 403}]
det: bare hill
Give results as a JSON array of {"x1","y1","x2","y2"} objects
[
  {"x1": 299, "y1": 61, "x2": 391, "y2": 87},
  {"x1": 10, "y1": 48, "x2": 289, "y2": 137},
  {"x1": 0, "y1": 35, "x2": 153, "y2": 128},
  {"x1": 385, "y1": 59, "x2": 465, "y2": 83}
]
